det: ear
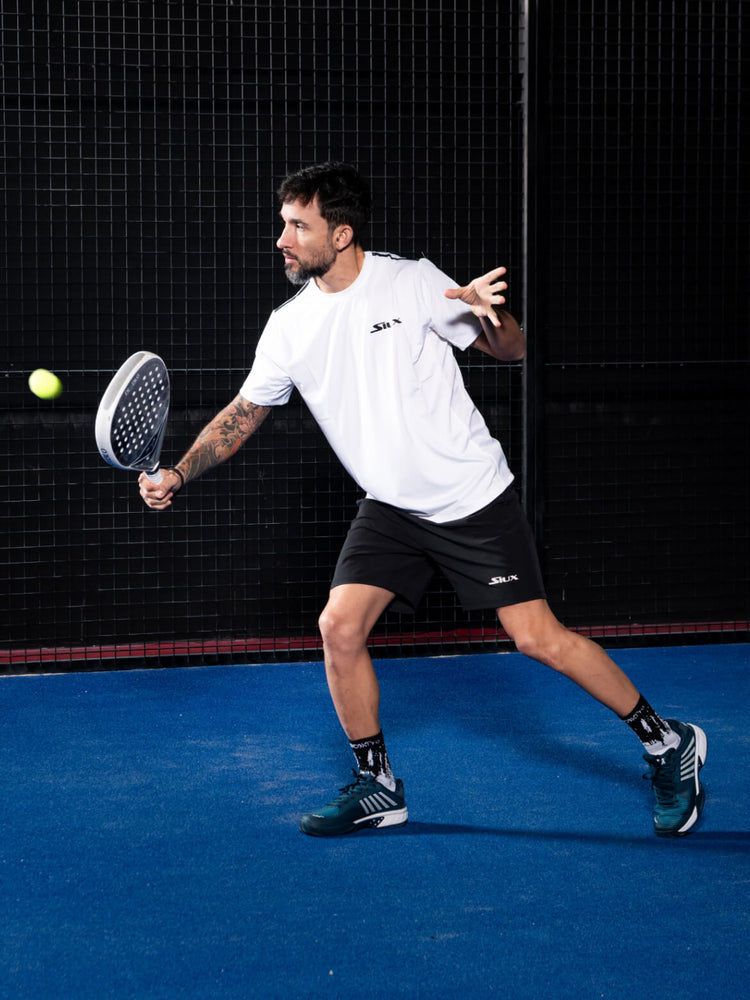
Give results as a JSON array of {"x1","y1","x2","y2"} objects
[{"x1": 333, "y1": 225, "x2": 354, "y2": 251}]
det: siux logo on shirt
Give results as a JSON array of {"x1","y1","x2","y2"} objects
[{"x1": 369, "y1": 317, "x2": 402, "y2": 334}]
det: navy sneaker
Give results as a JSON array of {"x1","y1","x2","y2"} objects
[
  {"x1": 643, "y1": 719, "x2": 707, "y2": 837},
  {"x1": 299, "y1": 772, "x2": 408, "y2": 837}
]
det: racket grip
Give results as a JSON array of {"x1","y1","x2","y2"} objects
[{"x1": 145, "y1": 468, "x2": 163, "y2": 485}]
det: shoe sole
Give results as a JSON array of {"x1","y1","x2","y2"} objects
[
  {"x1": 300, "y1": 806, "x2": 408, "y2": 838},
  {"x1": 656, "y1": 723, "x2": 707, "y2": 838}
]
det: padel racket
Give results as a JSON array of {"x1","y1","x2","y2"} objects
[{"x1": 95, "y1": 351, "x2": 170, "y2": 484}]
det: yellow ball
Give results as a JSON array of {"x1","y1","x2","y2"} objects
[{"x1": 28, "y1": 368, "x2": 63, "y2": 400}]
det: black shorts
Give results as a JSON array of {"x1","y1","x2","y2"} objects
[{"x1": 331, "y1": 487, "x2": 546, "y2": 613}]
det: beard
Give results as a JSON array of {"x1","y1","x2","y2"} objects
[{"x1": 283, "y1": 242, "x2": 338, "y2": 286}]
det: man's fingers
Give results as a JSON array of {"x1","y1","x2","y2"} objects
[
  {"x1": 138, "y1": 472, "x2": 174, "y2": 509},
  {"x1": 483, "y1": 306, "x2": 502, "y2": 328},
  {"x1": 444, "y1": 267, "x2": 508, "y2": 327},
  {"x1": 483, "y1": 265, "x2": 507, "y2": 282}
]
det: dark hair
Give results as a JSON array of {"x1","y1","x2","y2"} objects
[{"x1": 277, "y1": 162, "x2": 371, "y2": 244}]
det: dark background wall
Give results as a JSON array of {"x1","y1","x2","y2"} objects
[
  {"x1": 1, "y1": 1, "x2": 747, "y2": 672},
  {"x1": 537, "y1": 2, "x2": 749, "y2": 631}
]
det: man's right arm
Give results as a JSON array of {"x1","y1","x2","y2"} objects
[{"x1": 138, "y1": 394, "x2": 272, "y2": 509}]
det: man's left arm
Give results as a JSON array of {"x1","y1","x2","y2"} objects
[{"x1": 444, "y1": 266, "x2": 526, "y2": 361}]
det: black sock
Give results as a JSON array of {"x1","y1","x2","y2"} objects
[
  {"x1": 349, "y1": 731, "x2": 395, "y2": 787},
  {"x1": 620, "y1": 694, "x2": 679, "y2": 754}
]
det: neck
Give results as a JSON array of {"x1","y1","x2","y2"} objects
[{"x1": 314, "y1": 245, "x2": 366, "y2": 294}]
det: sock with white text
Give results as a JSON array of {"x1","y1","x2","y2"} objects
[
  {"x1": 620, "y1": 694, "x2": 681, "y2": 755},
  {"x1": 349, "y1": 731, "x2": 396, "y2": 790}
]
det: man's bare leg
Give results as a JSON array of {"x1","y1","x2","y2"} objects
[
  {"x1": 317, "y1": 583, "x2": 396, "y2": 739},
  {"x1": 299, "y1": 583, "x2": 408, "y2": 837},
  {"x1": 497, "y1": 598, "x2": 640, "y2": 715}
]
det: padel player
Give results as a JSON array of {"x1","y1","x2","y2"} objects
[{"x1": 139, "y1": 162, "x2": 707, "y2": 840}]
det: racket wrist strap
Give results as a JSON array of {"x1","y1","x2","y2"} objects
[{"x1": 166, "y1": 466, "x2": 185, "y2": 491}]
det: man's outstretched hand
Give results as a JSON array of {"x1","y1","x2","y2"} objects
[{"x1": 444, "y1": 266, "x2": 508, "y2": 328}]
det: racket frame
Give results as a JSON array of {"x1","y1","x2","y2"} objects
[{"x1": 95, "y1": 351, "x2": 170, "y2": 483}]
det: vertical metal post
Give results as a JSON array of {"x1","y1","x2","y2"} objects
[{"x1": 521, "y1": 0, "x2": 548, "y2": 550}]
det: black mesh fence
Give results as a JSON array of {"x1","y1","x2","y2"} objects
[
  {"x1": 1, "y1": 1, "x2": 747, "y2": 672},
  {"x1": 538, "y1": 1, "x2": 749, "y2": 640}
]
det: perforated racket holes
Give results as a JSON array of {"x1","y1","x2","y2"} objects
[{"x1": 112, "y1": 365, "x2": 168, "y2": 462}]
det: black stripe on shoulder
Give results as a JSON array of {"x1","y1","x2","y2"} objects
[
  {"x1": 272, "y1": 283, "x2": 309, "y2": 313},
  {"x1": 370, "y1": 251, "x2": 406, "y2": 262}
]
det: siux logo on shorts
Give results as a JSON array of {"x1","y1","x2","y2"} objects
[{"x1": 488, "y1": 574, "x2": 519, "y2": 585}]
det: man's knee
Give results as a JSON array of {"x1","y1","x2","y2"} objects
[
  {"x1": 499, "y1": 601, "x2": 571, "y2": 667},
  {"x1": 511, "y1": 628, "x2": 566, "y2": 665},
  {"x1": 319, "y1": 585, "x2": 393, "y2": 658},
  {"x1": 318, "y1": 602, "x2": 368, "y2": 656}
]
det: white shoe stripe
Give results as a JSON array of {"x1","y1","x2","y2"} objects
[
  {"x1": 360, "y1": 791, "x2": 399, "y2": 815},
  {"x1": 679, "y1": 733, "x2": 698, "y2": 783},
  {"x1": 375, "y1": 792, "x2": 397, "y2": 809}
]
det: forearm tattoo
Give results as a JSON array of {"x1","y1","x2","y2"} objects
[{"x1": 176, "y1": 395, "x2": 270, "y2": 484}]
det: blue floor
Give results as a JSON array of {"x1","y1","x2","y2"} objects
[{"x1": 1, "y1": 644, "x2": 748, "y2": 999}]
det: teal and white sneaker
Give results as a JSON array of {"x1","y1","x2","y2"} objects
[
  {"x1": 299, "y1": 772, "x2": 408, "y2": 837},
  {"x1": 643, "y1": 720, "x2": 707, "y2": 838}
]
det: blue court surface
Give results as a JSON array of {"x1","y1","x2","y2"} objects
[{"x1": 1, "y1": 643, "x2": 748, "y2": 999}]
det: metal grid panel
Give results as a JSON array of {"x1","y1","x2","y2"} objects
[
  {"x1": 1, "y1": 1, "x2": 524, "y2": 669},
  {"x1": 541, "y1": 1, "x2": 749, "y2": 631},
  {"x1": 2, "y1": 1, "x2": 746, "y2": 673}
]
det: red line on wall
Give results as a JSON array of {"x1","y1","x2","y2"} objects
[{"x1": 1, "y1": 621, "x2": 747, "y2": 668}]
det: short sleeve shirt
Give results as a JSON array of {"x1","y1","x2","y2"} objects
[{"x1": 241, "y1": 252, "x2": 514, "y2": 522}]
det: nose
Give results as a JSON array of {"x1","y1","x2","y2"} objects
[{"x1": 277, "y1": 223, "x2": 293, "y2": 250}]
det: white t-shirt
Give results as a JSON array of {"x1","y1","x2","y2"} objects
[{"x1": 240, "y1": 252, "x2": 514, "y2": 522}]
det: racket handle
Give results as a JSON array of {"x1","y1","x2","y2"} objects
[{"x1": 145, "y1": 468, "x2": 163, "y2": 485}]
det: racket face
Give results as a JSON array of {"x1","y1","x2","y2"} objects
[{"x1": 96, "y1": 352, "x2": 170, "y2": 472}]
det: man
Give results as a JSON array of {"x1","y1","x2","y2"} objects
[{"x1": 140, "y1": 162, "x2": 707, "y2": 839}]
